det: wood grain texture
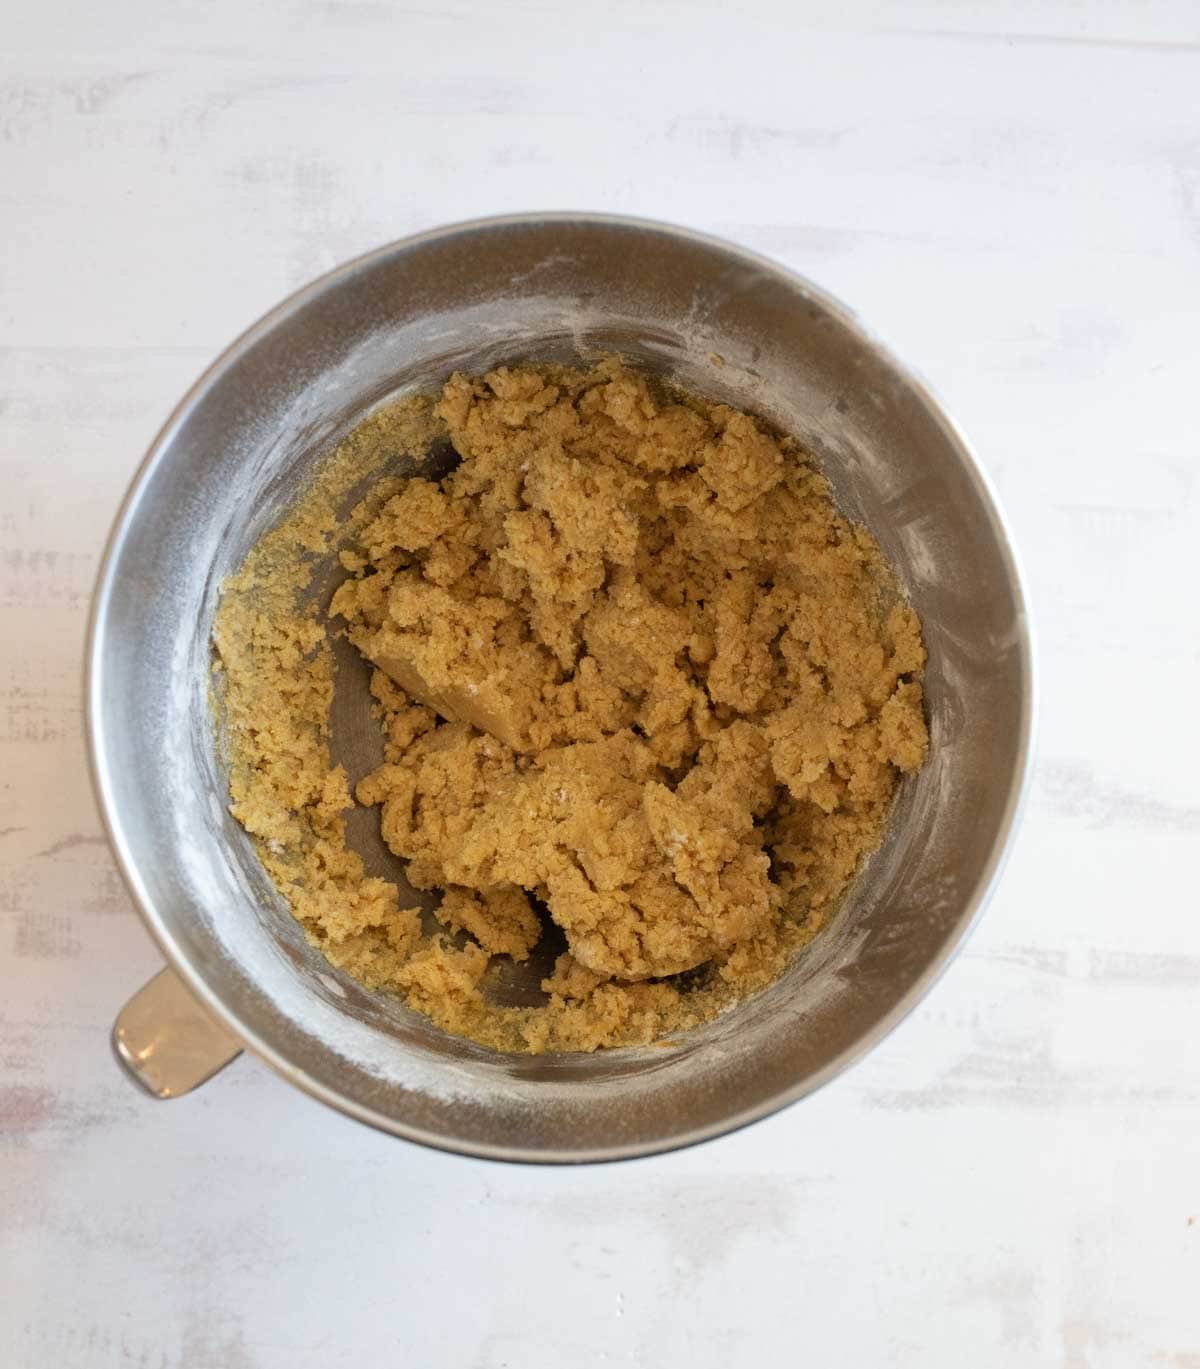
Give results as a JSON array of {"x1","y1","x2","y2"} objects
[{"x1": 2, "y1": 1, "x2": 1198, "y2": 1365}]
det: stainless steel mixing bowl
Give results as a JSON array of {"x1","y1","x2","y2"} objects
[{"x1": 87, "y1": 214, "x2": 1034, "y2": 1162}]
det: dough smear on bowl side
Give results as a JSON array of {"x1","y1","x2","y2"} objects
[{"x1": 213, "y1": 359, "x2": 929, "y2": 1053}]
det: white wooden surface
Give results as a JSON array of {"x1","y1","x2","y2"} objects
[{"x1": 3, "y1": 2, "x2": 1199, "y2": 1364}]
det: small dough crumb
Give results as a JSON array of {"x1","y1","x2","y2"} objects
[
  {"x1": 435, "y1": 886, "x2": 542, "y2": 961},
  {"x1": 214, "y1": 359, "x2": 929, "y2": 1053}
]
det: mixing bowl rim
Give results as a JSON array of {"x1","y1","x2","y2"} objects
[{"x1": 85, "y1": 211, "x2": 1037, "y2": 1163}]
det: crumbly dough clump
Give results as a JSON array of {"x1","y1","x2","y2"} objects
[{"x1": 215, "y1": 359, "x2": 928, "y2": 1053}]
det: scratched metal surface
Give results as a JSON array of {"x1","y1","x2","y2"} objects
[{"x1": 2, "y1": 1, "x2": 1198, "y2": 1365}]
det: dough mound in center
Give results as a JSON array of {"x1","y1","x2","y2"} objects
[{"x1": 215, "y1": 359, "x2": 928, "y2": 1053}]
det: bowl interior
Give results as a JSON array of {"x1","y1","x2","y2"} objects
[{"x1": 90, "y1": 217, "x2": 1031, "y2": 1160}]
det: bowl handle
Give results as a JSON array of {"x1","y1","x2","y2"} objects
[{"x1": 111, "y1": 967, "x2": 242, "y2": 1098}]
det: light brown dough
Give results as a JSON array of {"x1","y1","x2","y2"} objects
[{"x1": 215, "y1": 359, "x2": 928, "y2": 1053}]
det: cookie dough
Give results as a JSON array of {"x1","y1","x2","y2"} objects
[{"x1": 214, "y1": 359, "x2": 928, "y2": 1053}]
